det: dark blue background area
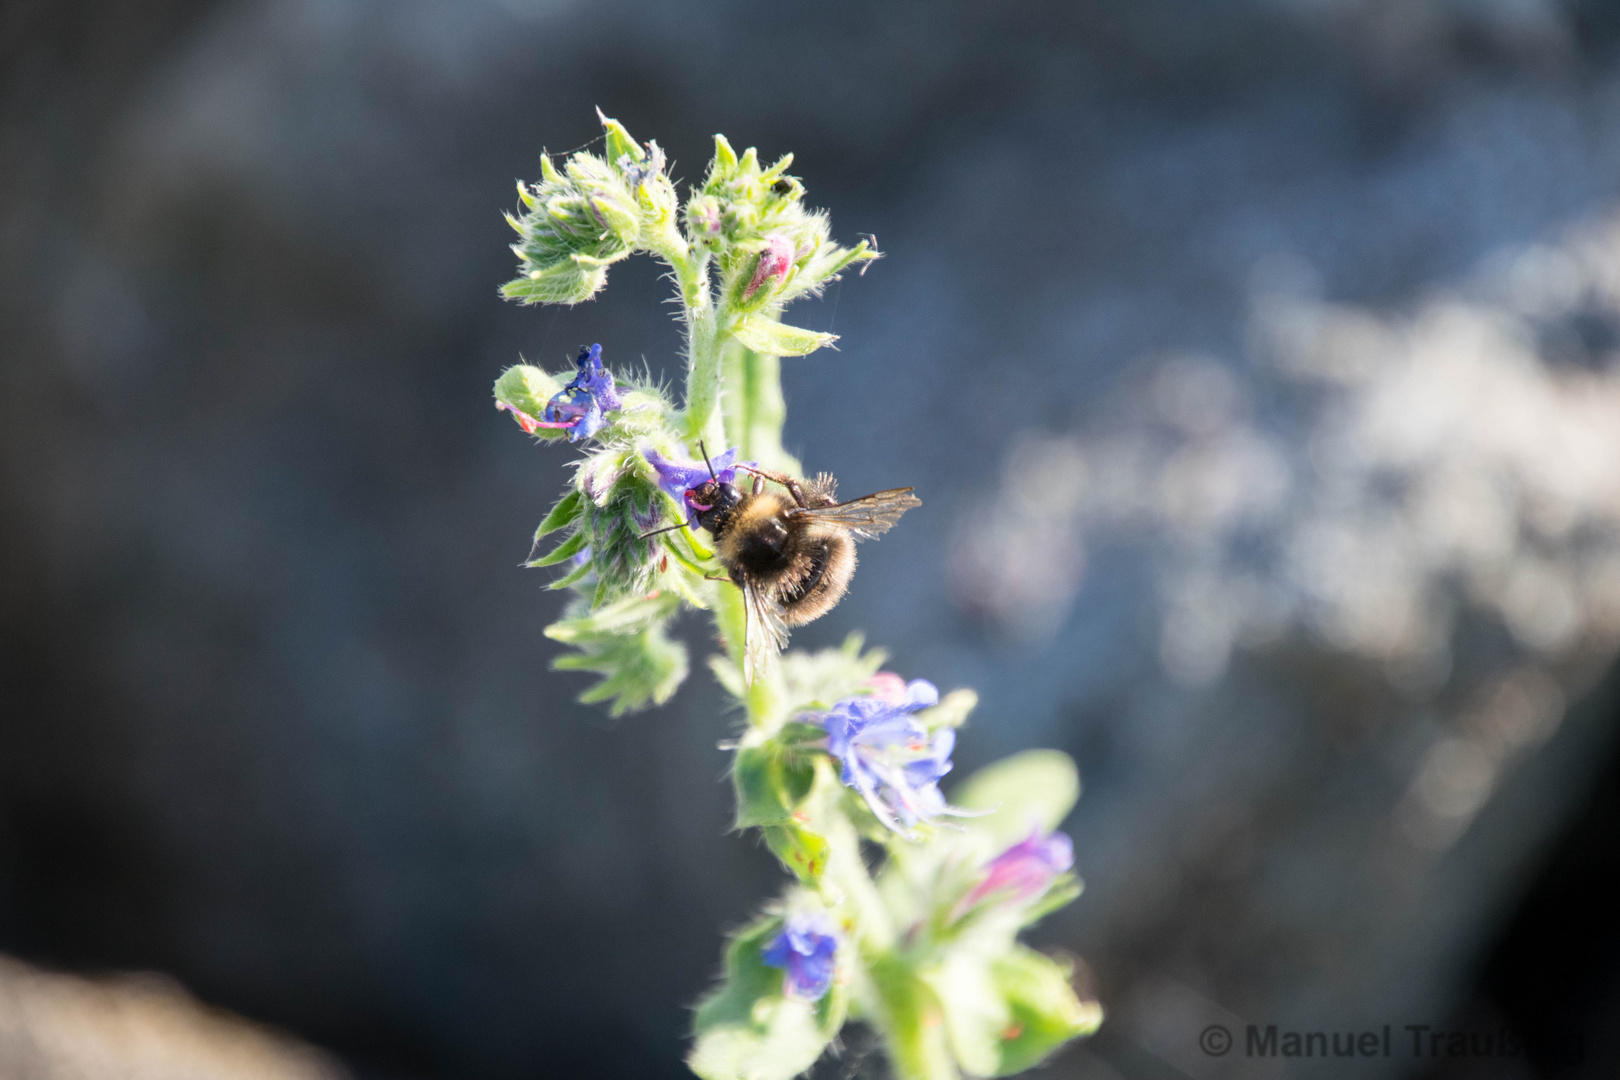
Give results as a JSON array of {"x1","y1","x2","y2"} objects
[{"x1": 4, "y1": 2, "x2": 1620, "y2": 1078}]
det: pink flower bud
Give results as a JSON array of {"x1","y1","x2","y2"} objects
[
  {"x1": 963, "y1": 830, "x2": 1074, "y2": 910},
  {"x1": 864, "y1": 671, "x2": 910, "y2": 705},
  {"x1": 744, "y1": 235, "x2": 795, "y2": 300}
]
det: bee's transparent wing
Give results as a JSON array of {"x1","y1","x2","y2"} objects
[
  {"x1": 793, "y1": 487, "x2": 921, "y2": 540},
  {"x1": 742, "y1": 574, "x2": 790, "y2": 684}
]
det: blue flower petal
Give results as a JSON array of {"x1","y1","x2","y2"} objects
[
  {"x1": 573, "y1": 343, "x2": 623, "y2": 412},
  {"x1": 642, "y1": 446, "x2": 746, "y2": 523},
  {"x1": 810, "y1": 677, "x2": 961, "y2": 835},
  {"x1": 761, "y1": 913, "x2": 838, "y2": 1001}
]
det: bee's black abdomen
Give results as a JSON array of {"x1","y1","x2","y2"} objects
[
  {"x1": 779, "y1": 540, "x2": 831, "y2": 607},
  {"x1": 779, "y1": 531, "x2": 856, "y2": 627}
]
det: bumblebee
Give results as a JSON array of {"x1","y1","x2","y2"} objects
[{"x1": 648, "y1": 450, "x2": 920, "y2": 680}]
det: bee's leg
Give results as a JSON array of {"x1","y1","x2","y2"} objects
[
  {"x1": 703, "y1": 573, "x2": 730, "y2": 582},
  {"x1": 739, "y1": 465, "x2": 808, "y2": 507},
  {"x1": 752, "y1": 474, "x2": 765, "y2": 495}
]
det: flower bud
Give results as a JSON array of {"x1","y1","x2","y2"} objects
[
  {"x1": 743, "y1": 234, "x2": 796, "y2": 302},
  {"x1": 502, "y1": 148, "x2": 642, "y2": 306},
  {"x1": 864, "y1": 670, "x2": 909, "y2": 704},
  {"x1": 963, "y1": 830, "x2": 1074, "y2": 910},
  {"x1": 686, "y1": 195, "x2": 725, "y2": 247},
  {"x1": 493, "y1": 364, "x2": 565, "y2": 436}
]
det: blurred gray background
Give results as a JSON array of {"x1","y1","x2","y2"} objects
[{"x1": 6, "y1": 1, "x2": 1620, "y2": 1077}]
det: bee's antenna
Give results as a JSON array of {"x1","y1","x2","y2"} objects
[
  {"x1": 698, "y1": 440, "x2": 717, "y2": 481},
  {"x1": 638, "y1": 521, "x2": 689, "y2": 541}
]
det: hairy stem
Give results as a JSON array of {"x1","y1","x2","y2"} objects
[
  {"x1": 682, "y1": 305, "x2": 729, "y2": 452},
  {"x1": 868, "y1": 954, "x2": 960, "y2": 1080}
]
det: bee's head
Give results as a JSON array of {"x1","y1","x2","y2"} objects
[{"x1": 685, "y1": 479, "x2": 742, "y2": 531}]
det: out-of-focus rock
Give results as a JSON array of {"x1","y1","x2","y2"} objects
[{"x1": 0, "y1": 954, "x2": 346, "y2": 1080}]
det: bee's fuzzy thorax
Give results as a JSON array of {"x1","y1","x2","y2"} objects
[{"x1": 716, "y1": 492, "x2": 797, "y2": 567}]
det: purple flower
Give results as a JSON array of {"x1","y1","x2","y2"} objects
[
  {"x1": 815, "y1": 678, "x2": 963, "y2": 835},
  {"x1": 642, "y1": 445, "x2": 748, "y2": 525},
  {"x1": 538, "y1": 344, "x2": 622, "y2": 442},
  {"x1": 963, "y1": 830, "x2": 1074, "y2": 910},
  {"x1": 761, "y1": 913, "x2": 838, "y2": 1001}
]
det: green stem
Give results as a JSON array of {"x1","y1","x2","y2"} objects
[
  {"x1": 867, "y1": 953, "x2": 959, "y2": 1080},
  {"x1": 720, "y1": 336, "x2": 749, "y2": 454},
  {"x1": 743, "y1": 347, "x2": 792, "y2": 471},
  {"x1": 683, "y1": 305, "x2": 728, "y2": 452}
]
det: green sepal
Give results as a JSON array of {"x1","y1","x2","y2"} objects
[
  {"x1": 533, "y1": 489, "x2": 584, "y2": 542},
  {"x1": 597, "y1": 108, "x2": 643, "y2": 167},
  {"x1": 778, "y1": 239, "x2": 879, "y2": 304},
  {"x1": 732, "y1": 314, "x2": 836, "y2": 357},
  {"x1": 710, "y1": 134, "x2": 739, "y2": 176},
  {"x1": 733, "y1": 742, "x2": 817, "y2": 829},
  {"x1": 528, "y1": 528, "x2": 589, "y2": 567},
  {"x1": 688, "y1": 915, "x2": 847, "y2": 1080},
  {"x1": 584, "y1": 195, "x2": 639, "y2": 245},
  {"x1": 1020, "y1": 873, "x2": 1082, "y2": 927},
  {"x1": 762, "y1": 823, "x2": 831, "y2": 884}
]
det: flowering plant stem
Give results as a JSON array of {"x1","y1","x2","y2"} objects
[
  {"x1": 492, "y1": 112, "x2": 1099, "y2": 1080},
  {"x1": 681, "y1": 292, "x2": 729, "y2": 453}
]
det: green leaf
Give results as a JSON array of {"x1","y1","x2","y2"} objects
[
  {"x1": 689, "y1": 916, "x2": 846, "y2": 1080},
  {"x1": 987, "y1": 948, "x2": 1101, "y2": 1074},
  {"x1": 732, "y1": 314, "x2": 837, "y2": 357},
  {"x1": 708, "y1": 654, "x2": 746, "y2": 702},
  {"x1": 533, "y1": 489, "x2": 584, "y2": 542},
  {"x1": 501, "y1": 259, "x2": 605, "y2": 305},
  {"x1": 951, "y1": 750, "x2": 1079, "y2": 853},
  {"x1": 544, "y1": 592, "x2": 672, "y2": 640},
  {"x1": 764, "y1": 634, "x2": 885, "y2": 727},
  {"x1": 546, "y1": 593, "x2": 688, "y2": 716},
  {"x1": 932, "y1": 946, "x2": 1099, "y2": 1078},
  {"x1": 528, "y1": 528, "x2": 589, "y2": 567},
  {"x1": 545, "y1": 559, "x2": 594, "y2": 591},
  {"x1": 917, "y1": 688, "x2": 978, "y2": 731}
]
